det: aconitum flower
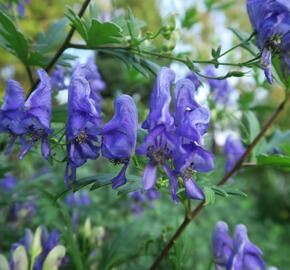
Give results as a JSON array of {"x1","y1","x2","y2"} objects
[
  {"x1": 74, "y1": 58, "x2": 106, "y2": 119},
  {"x1": 65, "y1": 66, "x2": 101, "y2": 184},
  {"x1": 0, "y1": 69, "x2": 52, "y2": 159},
  {"x1": 227, "y1": 224, "x2": 266, "y2": 270},
  {"x1": 20, "y1": 69, "x2": 52, "y2": 160},
  {"x1": 0, "y1": 173, "x2": 17, "y2": 191},
  {"x1": 212, "y1": 221, "x2": 233, "y2": 269},
  {"x1": 0, "y1": 79, "x2": 26, "y2": 154},
  {"x1": 101, "y1": 94, "x2": 138, "y2": 189},
  {"x1": 247, "y1": 0, "x2": 290, "y2": 83},
  {"x1": 205, "y1": 66, "x2": 233, "y2": 105},
  {"x1": 8, "y1": 226, "x2": 66, "y2": 270},
  {"x1": 186, "y1": 71, "x2": 202, "y2": 89},
  {"x1": 174, "y1": 79, "x2": 210, "y2": 144},
  {"x1": 212, "y1": 222, "x2": 271, "y2": 270},
  {"x1": 51, "y1": 66, "x2": 66, "y2": 90},
  {"x1": 137, "y1": 67, "x2": 179, "y2": 200},
  {"x1": 224, "y1": 136, "x2": 245, "y2": 173},
  {"x1": 65, "y1": 190, "x2": 91, "y2": 206},
  {"x1": 138, "y1": 67, "x2": 214, "y2": 202}
]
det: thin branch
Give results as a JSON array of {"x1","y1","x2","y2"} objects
[
  {"x1": 25, "y1": 65, "x2": 34, "y2": 86},
  {"x1": 68, "y1": 43, "x2": 261, "y2": 69},
  {"x1": 149, "y1": 89, "x2": 290, "y2": 270},
  {"x1": 27, "y1": 0, "x2": 92, "y2": 96}
]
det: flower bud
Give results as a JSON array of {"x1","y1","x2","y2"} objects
[
  {"x1": 0, "y1": 254, "x2": 9, "y2": 270},
  {"x1": 42, "y1": 245, "x2": 66, "y2": 270},
  {"x1": 30, "y1": 226, "x2": 43, "y2": 261},
  {"x1": 12, "y1": 246, "x2": 29, "y2": 270},
  {"x1": 83, "y1": 218, "x2": 92, "y2": 239}
]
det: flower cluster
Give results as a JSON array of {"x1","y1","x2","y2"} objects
[
  {"x1": 0, "y1": 69, "x2": 52, "y2": 160},
  {"x1": 0, "y1": 226, "x2": 66, "y2": 270},
  {"x1": 247, "y1": 0, "x2": 290, "y2": 83},
  {"x1": 137, "y1": 67, "x2": 214, "y2": 202},
  {"x1": 212, "y1": 221, "x2": 277, "y2": 270}
]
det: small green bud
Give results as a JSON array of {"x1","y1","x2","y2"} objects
[
  {"x1": 83, "y1": 218, "x2": 92, "y2": 239},
  {"x1": 161, "y1": 40, "x2": 176, "y2": 53},
  {"x1": 30, "y1": 227, "x2": 43, "y2": 264},
  {"x1": 161, "y1": 13, "x2": 177, "y2": 32},
  {"x1": 12, "y1": 246, "x2": 29, "y2": 270},
  {"x1": 42, "y1": 245, "x2": 66, "y2": 270}
]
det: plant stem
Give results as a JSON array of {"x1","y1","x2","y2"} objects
[
  {"x1": 148, "y1": 90, "x2": 290, "y2": 270},
  {"x1": 27, "y1": 0, "x2": 92, "y2": 96},
  {"x1": 68, "y1": 43, "x2": 261, "y2": 71},
  {"x1": 25, "y1": 65, "x2": 34, "y2": 87}
]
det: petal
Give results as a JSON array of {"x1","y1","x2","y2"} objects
[
  {"x1": 142, "y1": 67, "x2": 175, "y2": 130},
  {"x1": 41, "y1": 137, "x2": 51, "y2": 159},
  {"x1": 143, "y1": 162, "x2": 157, "y2": 190},
  {"x1": 2, "y1": 80, "x2": 25, "y2": 111},
  {"x1": 163, "y1": 163, "x2": 179, "y2": 202},
  {"x1": 112, "y1": 162, "x2": 129, "y2": 189},
  {"x1": 183, "y1": 177, "x2": 204, "y2": 200}
]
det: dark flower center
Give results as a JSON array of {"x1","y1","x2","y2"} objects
[
  {"x1": 111, "y1": 158, "x2": 129, "y2": 165},
  {"x1": 27, "y1": 125, "x2": 46, "y2": 141},
  {"x1": 76, "y1": 131, "x2": 88, "y2": 144},
  {"x1": 183, "y1": 165, "x2": 195, "y2": 179},
  {"x1": 147, "y1": 145, "x2": 171, "y2": 165}
]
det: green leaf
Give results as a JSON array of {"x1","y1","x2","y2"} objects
[
  {"x1": 229, "y1": 27, "x2": 259, "y2": 56},
  {"x1": 182, "y1": 7, "x2": 198, "y2": 29},
  {"x1": 66, "y1": 8, "x2": 88, "y2": 41},
  {"x1": 272, "y1": 56, "x2": 290, "y2": 88},
  {"x1": 87, "y1": 19, "x2": 123, "y2": 46},
  {"x1": 222, "y1": 187, "x2": 248, "y2": 198},
  {"x1": 241, "y1": 111, "x2": 260, "y2": 144},
  {"x1": 0, "y1": 10, "x2": 28, "y2": 63},
  {"x1": 257, "y1": 154, "x2": 290, "y2": 168},
  {"x1": 204, "y1": 187, "x2": 216, "y2": 205},
  {"x1": 36, "y1": 18, "x2": 69, "y2": 54}
]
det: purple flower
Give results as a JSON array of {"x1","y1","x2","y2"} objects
[
  {"x1": 0, "y1": 173, "x2": 17, "y2": 191},
  {"x1": 205, "y1": 66, "x2": 233, "y2": 105},
  {"x1": 227, "y1": 224, "x2": 266, "y2": 270},
  {"x1": 20, "y1": 69, "x2": 52, "y2": 160},
  {"x1": 65, "y1": 66, "x2": 101, "y2": 184},
  {"x1": 101, "y1": 94, "x2": 138, "y2": 189},
  {"x1": 224, "y1": 136, "x2": 245, "y2": 174},
  {"x1": 212, "y1": 221, "x2": 233, "y2": 269},
  {"x1": 174, "y1": 78, "x2": 210, "y2": 144},
  {"x1": 247, "y1": 0, "x2": 290, "y2": 83},
  {"x1": 137, "y1": 68, "x2": 178, "y2": 199},
  {"x1": 51, "y1": 66, "x2": 66, "y2": 90},
  {"x1": 138, "y1": 67, "x2": 214, "y2": 202},
  {"x1": 0, "y1": 69, "x2": 52, "y2": 159},
  {"x1": 74, "y1": 58, "x2": 106, "y2": 119},
  {"x1": 186, "y1": 71, "x2": 202, "y2": 89},
  {"x1": 172, "y1": 143, "x2": 214, "y2": 200},
  {"x1": 0, "y1": 79, "x2": 26, "y2": 154},
  {"x1": 142, "y1": 67, "x2": 175, "y2": 130},
  {"x1": 8, "y1": 0, "x2": 30, "y2": 17},
  {"x1": 65, "y1": 190, "x2": 91, "y2": 206}
]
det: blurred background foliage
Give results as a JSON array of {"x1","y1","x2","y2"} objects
[{"x1": 0, "y1": 0, "x2": 289, "y2": 269}]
